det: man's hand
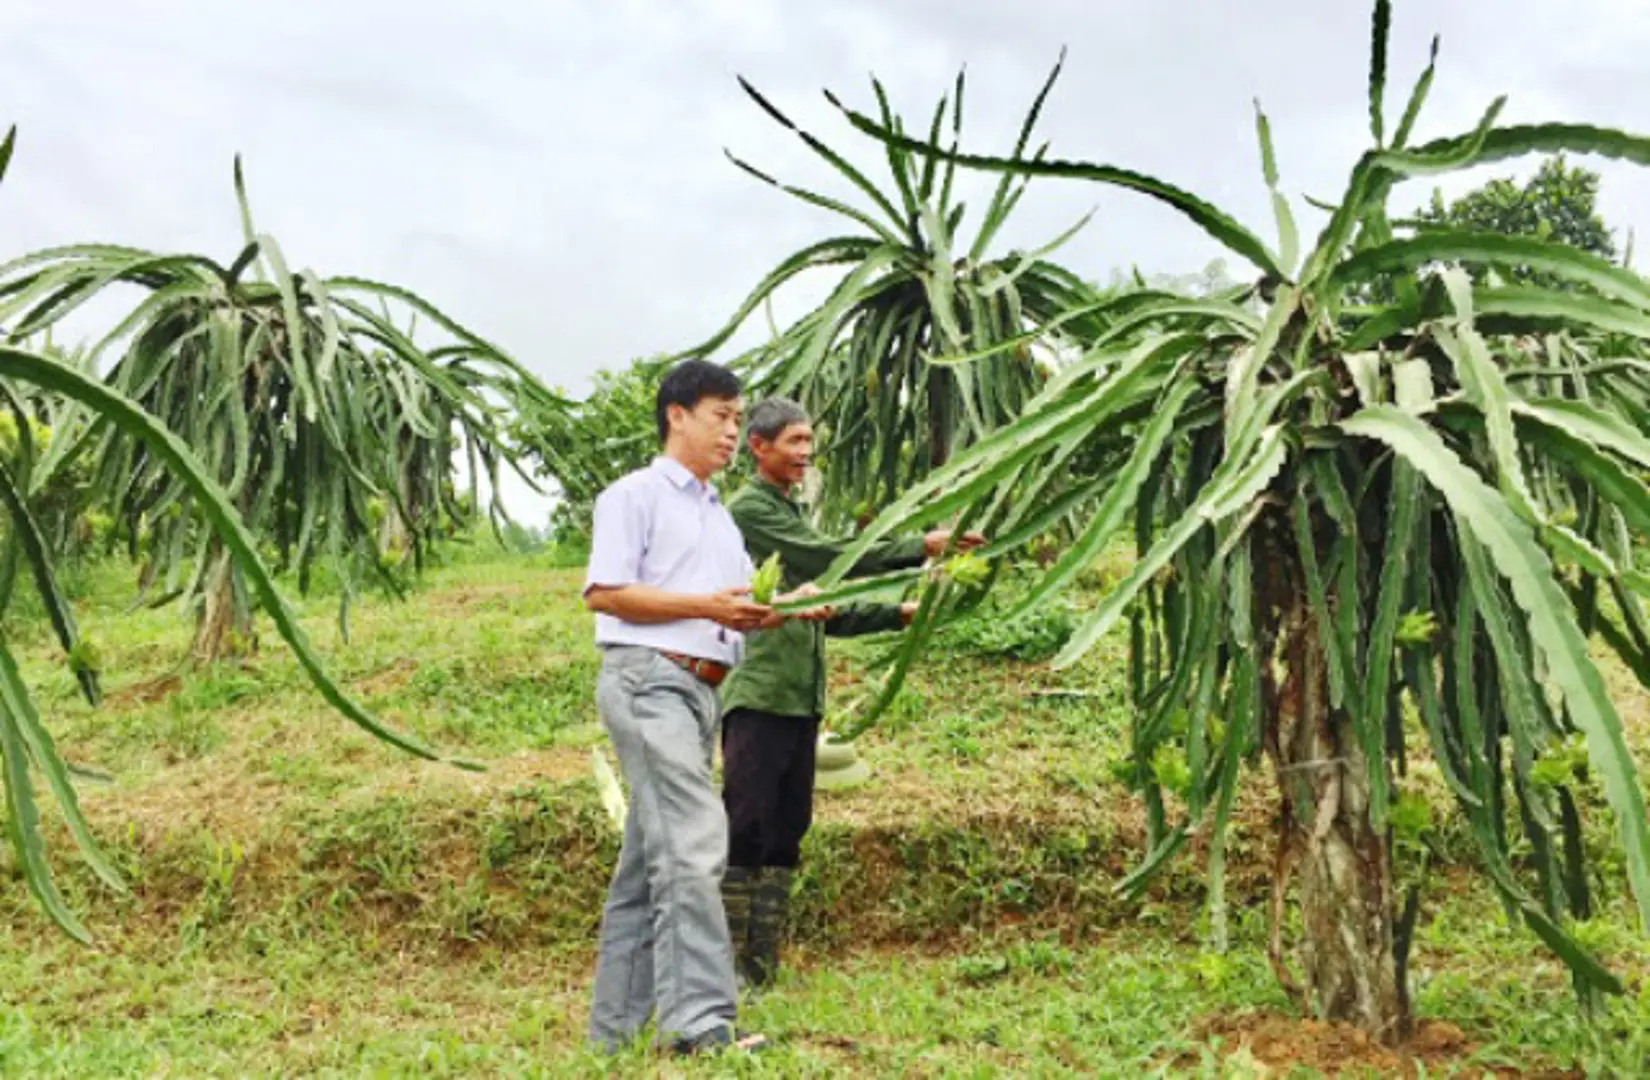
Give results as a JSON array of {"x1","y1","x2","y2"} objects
[
  {"x1": 898, "y1": 600, "x2": 920, "y2": 626},
  {"x1": 701, "y1": 586, "x2": 774, "y2": 631},
  {"x1": 923, "y1": 528, "x2": 988, "y2": 559},
  {"x1": 758, "y1": 582, "x2": 834, "y2": 628}
]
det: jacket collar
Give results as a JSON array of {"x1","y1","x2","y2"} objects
[{"x1": 755, "y1": 475, "x2": 799, "y2": 505}]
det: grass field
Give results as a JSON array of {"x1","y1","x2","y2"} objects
[{"x1": 0, "y1": 540, "x2": 1647, "y2": 1076}]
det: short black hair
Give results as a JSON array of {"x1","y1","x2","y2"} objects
[{"x1": 655, "y1": 360, "x2": 741, "y2": 442}]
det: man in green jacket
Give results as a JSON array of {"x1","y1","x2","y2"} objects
[{"x1": 718, "y1": 396, "x2": 983, "y2": 987}]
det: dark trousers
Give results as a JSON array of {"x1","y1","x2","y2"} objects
[{"x1": 721, "y1": 707, "x2": 818, "y2": 869}]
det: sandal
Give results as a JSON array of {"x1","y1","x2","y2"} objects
[{"x1": 667, "y1": 1026, "x2": 770, "y2": 1056}]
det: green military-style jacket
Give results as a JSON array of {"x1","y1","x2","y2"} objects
[{"x1": 720, "y1": 479, "x2": 927, "y2": 720}]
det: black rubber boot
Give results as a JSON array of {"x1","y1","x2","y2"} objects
[
  {"x1": 748, "y1": 867, "x2": 793, "y2": 989},
  {"x1": 721, "y1": 865, "x2": 759, "y2": 987}
]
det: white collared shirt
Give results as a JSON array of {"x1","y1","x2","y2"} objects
[{"x1": 583, "y1": 456, "x2": 753, "y2": 665}]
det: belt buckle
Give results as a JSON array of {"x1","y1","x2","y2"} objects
[
  {"x1": 692, "y1": 656, "x2": 723, "y2": 687},
  {"x1": 665, "y1": 651, "x2": 705, "y2": 680}
]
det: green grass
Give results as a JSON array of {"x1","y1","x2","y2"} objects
[
  {"x1": 0, "y1": 892, "x2": 1645, "y2": 1075},
  {"x1": 0, "y1": 540, "x2": 1646, "y2": 1075}
]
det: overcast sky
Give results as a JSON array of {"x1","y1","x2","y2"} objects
[{"x1": 4, "y1": 2, "x2": 1650, "y2": 521}]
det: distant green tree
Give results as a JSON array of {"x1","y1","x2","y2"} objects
[
  {"x1": 534, "y1": 358, "x2": 658, "y2": 542},
  {"x1": 517, "y1": 354, "x2": 763, "y2": 546},
  {"x1": 1413, "y1": 155, "x2": 1619, "y2": 285}
]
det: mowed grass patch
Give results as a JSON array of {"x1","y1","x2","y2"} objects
[
  {"x1": 0, "y1": 886, "x2": 1644, "y2": 1076},
  {"x1": 18, "y1": 548, "x2": 602, "y2": 809},
  {"x1": 0, "y1": 540, "x2": 1647, "y2": 1074}
]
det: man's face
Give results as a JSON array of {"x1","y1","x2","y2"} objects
[
  {"x1": 751, "y1": 421, "x2": 813, "y2": 488},
  {"x1": 669, "y1": 394, "x2": 744, "y2": 473}
]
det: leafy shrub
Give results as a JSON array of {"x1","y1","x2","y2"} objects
[{"x1": 942, "y1": 595, "x2": 1076, "y2": 663}]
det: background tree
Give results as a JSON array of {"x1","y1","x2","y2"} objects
[
  {"x1": 0, "y1": 343, "x2": 101, "y2": 564},
  {"x1": 0, "y1": 165, "x2": 554, "y2": 661},
  {"x1": 1411, "y1": 154, "x2": 1620, "y2": 285},
  {"x1": 0, "y1": 126, "x2": 461, "y2": 940},
  {"x1": 516, "y1": 355, "x2": 672, "y2": 545},
  {"x1": 796, "y1": 1, "x2": 1650, "y2": 1042}
]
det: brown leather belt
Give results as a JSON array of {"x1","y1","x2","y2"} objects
[{"x1": 659, "y1": 651, "x2": 731, "y2": 688}]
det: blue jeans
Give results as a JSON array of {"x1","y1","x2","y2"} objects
[{"x1": 587, "y1": 646, "x2": 738, "y2": 1050}]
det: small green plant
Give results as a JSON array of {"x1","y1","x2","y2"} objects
[
  {"x1": 938, "y1": 713, "x2": 984, "y2": 760},
  {"x1": 1394, "y1": 609, "x2": 1438, "y2": 648},
  {"x1": 751, "y1": 550, "x2": 783, "y2": 604},
  {"x1": 945, "y1": 600, "x2": 1075, "y2": 662},
  {"x1": 955, "y1": 952, "x2": 1011, "y2": 985},
  {"x1": 1529, "y1": 734, "x2": 1590, "y2": 792},
  {"x1": 1151, "y1": 745, "x2": 1193, "y2": 800},
  {"x1": 1389, "y1": 787, "x2": 1435, "y2": 846},
  {"x1": 66, "y1": 638, "x2": 101, "y2": 678},
  {"x1": 943, "y1": 551, "x2": 992, "y2": 589}
]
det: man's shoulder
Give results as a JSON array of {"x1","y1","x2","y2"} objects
[
  {"x1": 597, "y1": 464, "x2": 663, "y2": 505},
  {"x1": 724, "y1": 482, "x2": 773, "y2": 519}
]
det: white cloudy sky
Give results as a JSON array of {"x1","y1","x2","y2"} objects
[{"x1": 4, "y1": 2, "x2": 1650, "y2": 520}]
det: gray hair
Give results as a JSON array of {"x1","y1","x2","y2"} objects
[{"x1": 746, "y1": 396, "x2": 810, "y2": 442}]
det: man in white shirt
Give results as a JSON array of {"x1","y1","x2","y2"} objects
[{"x1": 582, "y1": 359, "x2": 821, "y2": 1056}]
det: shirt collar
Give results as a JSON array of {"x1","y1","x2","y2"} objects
[
  {"x1": 757, "y1": 476, "x2": 800, "y2": 509},
  {"x1": 652, "y1": 455, "x2": 718, "y2": 501}
]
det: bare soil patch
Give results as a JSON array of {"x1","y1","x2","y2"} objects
[{"x1": 1183, "y1": 1010, "x2": 1582, "y2": 1078}]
